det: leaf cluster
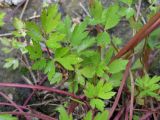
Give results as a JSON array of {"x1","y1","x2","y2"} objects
[{"x1": 136, "y1": 74, "x2": 160, "y2": 101}]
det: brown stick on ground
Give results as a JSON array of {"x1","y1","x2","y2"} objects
[{"x1": 112, "y1": 12, "x2": 160, "y2": 61}]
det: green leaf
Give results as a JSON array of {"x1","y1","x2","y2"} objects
[
  {"x1": 46, "y1": 32, "x2": 65, "y2": 50},
  {"x1": 0, "y1": 12, "x2": 5, "y2": 27},
  {"x1": 12, "y1": 40, "x2": 28, "y2": 54},
  {"x1": 102, "y1": 4, "x2": 120, "y2": 29},
  {"x1": 132, "y1": 59, "x2": 142, "y2": 70},
  {"x1": 125, "y1": 7, "x2": 135, "y2": 19},
  {"x1": 3, "y1": 58, "x2": 19, "y2": 70},
  {"x1": 41, "y1": 4, "x2": 61, "y2": 33},
  {"x1": 135, "y1": 75, "x2": 160, "y2": 100},
  {"x1": 26, "y1": 42, "x2": 42, "y2": 60},
  {"x1": 105, "y1": 47, "x2": 114, "y2": 64},
  {"x1": 80, "y1": 51, "x2": 100, "y2": 67},
  {"x1": 32, "y1": 58, "x2": 46, "y2": 70},
  {"x1": 84, "y1": 81, "x2": 115, "y2": 100},
  {"x1": 76, "y1": 37, "x2": 96, "y2": 52},
  {"x1": 90, "y1": 0, "x2": 103, "y2": 19},
  {"x1": 69, "y1": 81, "x2": 79, "y2": 93},
  {"x1": 109, "y1": 72, "x2": 123, "y2": 87},
  {"x1": 90, "y1": 98, "x2": 104, "y2": 111},
  {"x1": 0, "y1": 37, "x2": 10, "y2": 46},
  {"x1": 0, "y1": 114, "x2": 18, "y2": 120},
  {"x1": 84, "y1": 82, "x2": 96, "y2": 98},
  {"x1": 133, "y1": 115, "x2": 140, "y2": 120},
  {"x1": 149, "y1": 76, "x2": 160, "y2": 85},
  {"x1": 75, "y1": 72, "x2": 85, "y2": 85},
  {"x1": 84, "y1": 111, "x2": 92, "y2": 120},
  {"x1": 96, "y1": 81, "x2": 115, "y2": 99},
  {"x1": 55, "y1": 47, "x2": 70, "y2": 58},
  {"x1": 148, "y1": 28, "x2": 160, "y2": 49},
  {"x1": 112, "y1": 36, "x2": 123, "y2": 46},
  {"x1": 26, "y1": 22, "x2": 43, "y2": 42},
  {"x1": 44, "y1": 60, "x2": 55, "y2": 80},
  {"x1": 120, "y1": 0, "x2": 133, "y2": 6},
  {"x1": 108, "y1": 59, "x2": 128, "y2": 73},
  {"x1": 94, "y1": 110, "x2": 109, "y2": 120},
  {"x1": 96, "y1": 62, "x2": 108, "y2": 77},
  {"x1": 97, "y1": 32, "x2": 110, "y2": 46},
  {"x1": 98, "y1": 91, "x2": 115, "y2": 100},
  {"x1": 80, "y1": 66, "x2": 95, "y2": 78},
  {"x1": 129, "y1": 18, "x2": 143, "y2": 30},
  {"x1": 49, "y1": 72, "x2": 62, "y2": 84},
  {"x1": 56, "y1": 55, "x2": 83, "y2": 70},
  {"x1": 136, "y1": 97, "x2": 144, "y2": 105},
  {"x1": 57, "y1": 16, "x2": 72, "y2": 39},
  {"x1": 57, "y1": 106, "x2": 73, "y2": 120},
  {"x1": 1, "y1": 47, "x2": 12, "y2": 54},
  {"x1": 13, "y1": 18, "x2": 25, "y2": 30},
  {"x1": 71, "y1": 22, "x2": 88, "y2": 46}
]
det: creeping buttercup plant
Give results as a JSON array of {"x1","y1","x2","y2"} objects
[
  {"x1": 0, "y1": 0, "x2": 160, "y2": 119},
  {"x1": 23, "y1": 3, "x2": 129, "y2": 91},
  {"x1": 23, "y1": 4, "x2": 126, "y2": 113}
]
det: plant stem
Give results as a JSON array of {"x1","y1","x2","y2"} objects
[
  {"x1": 0, "y1": 83, "x2": 82, "y2": 100},
  {"x1": 109, "y1": 57, "x2": 133, "y2": 119}
]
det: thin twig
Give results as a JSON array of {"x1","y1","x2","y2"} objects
[
  {"x1": 20, "y1": 0, "x2": 30, "y2": 19},
  {"x1": 129, "y1": 69, "x2": 135, "y2": 120},
  {"x1": 0, "y1": 102, "x2": 29, "y2": 111},
  {"x1": 0, "y1": 112, "x2": 56, "y2": 120},
  {"x1": 150, "y1": 98, "x2": 158, "y2": 120},
  {"x1": 30, "y1": 108, "x2": 56, "y2": 120},
  {"x1": 140, "y1": 112, "x2": 152, "y2": 120},
  {"x1": 4, "y1": 0, "x2": 26, "y2": 22},
  {"x1": 0, "y1": 83, "x2": 83, "y2": 100},
  {"x1": 22, "y1": 75, "x2": 33, "y2": 85},
  {"x1": 28, "y1": 100, "x2": 54, "y2": 107},
  {"x1": 125, "y1": 105, "x2": 130, "y2": 120},
  {"x1": 0, "y1": 92, "x2": 23, "y2": 113},
  {"x1": 109, "y1": 57, "x2": 133, "y2": 118},
  {"x1": 23, "y1": 76, "x2": 48, "y2": 106},
  {"x1": 79, "y1": 2, "x2": 91, "y2": 17},
  {"x1": 23, "y1": 55, "x2": 37, "y2": 84},
  {"x1": 140, "y1": 107, "x2": 160, "y2": 120},
  {"x1": 0, "y1": 32, "x2": 13, "y2": 37},
  {"x1": 135, "y1": 0, "x2": 142, "y2": 21},
  {"x1": 135, "y1": 5, "x2": 146, "y2": 24},
  {"x1": 19, "y1": 0, "x2": 37, "y2": 84},
  {"x1": 25, "y1": 15, "x2": 40, "y2": 21},
  {"x1": 113, "y1": 107, "x2": 125, "y2": 120}
]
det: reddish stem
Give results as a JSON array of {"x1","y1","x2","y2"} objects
[
  {"x1": 109, "y1": 58, "x2": 133, "y2": 119},
  {"x1": 30, "y1": 108, "x2": 56, "y2": 120},
  {"x1": 23, "y1": 92, "x2": 35, "y2": 106},
  {"x1": 0, "y1": 83, "x2": 82, "y2": 100},
  {"x1": 0, "y1": 112, "x2": 56, "y2": 120},
  {"x1": 23, "y1": 76, "x2": 48, "y2": 106},
  {"x1": 129, "y1": 70, "x2": 135, "y2": 120},
  {"x1": 125, "y1": 105, "x2": 130, "y2": 120},
  {"x1": 140, "y1": 112, "x2": 152, "y2": 120},
  {"x1": 113, "y1": 107, "x2": 125, "y2": 120},
  {"x1": 112, "y1": 12, "x2": 160, "y2": 61},
  {"x1": 0, "y1": 102, "x2": 28, "y2": 111},
  {"x1": 0, "y1": 92, "x2": 24, "y2": 113},
  {"x1": 140, "y1": 107, "x2": 160, "y2": 120},
  {"x1": 0, "y1": 102, "x2": 56, "y2": 120}
]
